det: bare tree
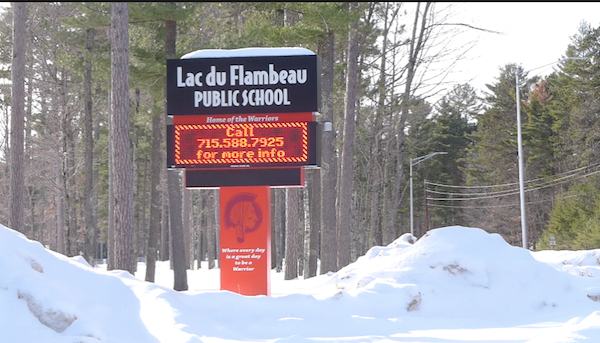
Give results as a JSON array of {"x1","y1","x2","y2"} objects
[
  {"x1": 367, "y1": 3, "x2": 401, "y2": 247},
  {"x1": 386, "y1": 2, "x2": 432, "y2": 243}
]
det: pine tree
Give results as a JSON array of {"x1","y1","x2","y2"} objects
[
  {"x1": 523, "y1": 78, "x2": 557, "y2": 177},
  {"x1": 538, "y1": 181, "x2": 598, "y2": 250},
  {"x1": 423, "y1": 84, "x2": 479, "y2": 228},
  {"x1": 536, "y1": 22, "x2": 600, "y2": 250},
  {"x1": 463, "y1": 64, "x2": 525, "y2": 244},
  {"x1": 548, "y1": 23, "x2": 600, "y2": 171}
]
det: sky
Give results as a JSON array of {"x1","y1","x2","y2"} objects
[
  {"x1": 3, "y1": 222, "x2": 600, "y2": 343},
  {"x1": 444, "y1": 2, "x2": 600, "y2": 96}
]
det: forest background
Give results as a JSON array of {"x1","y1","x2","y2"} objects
[{"x1": 1, "y1": 2, "x2": 600, "y2": 291}]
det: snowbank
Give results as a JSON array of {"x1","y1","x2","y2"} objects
[
  {"x1": 0, "y1": 223, "x2": 160, "y2": 342},
  {"x1": 328, "y1": 226, "x2": 597, "y2": 322},
  {"x1": 2, "y1": 223, "x2": 600, "y2": 342}
]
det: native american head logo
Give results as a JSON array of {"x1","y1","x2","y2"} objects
[{"x1": 224, "y1": 192, "x2": 262, "y2": 243}]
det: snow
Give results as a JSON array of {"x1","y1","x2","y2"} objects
[
  {"x1": 181, "y1": 47, "x2": 315, "y2": 59},
  {"x1": 2, "y1": 223, "x2": 600, "y2": 342}
]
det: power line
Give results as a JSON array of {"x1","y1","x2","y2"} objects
[
  {"x1": 425, "y1": 162, "x2": 600, "y2": 190},
  {"x1": 427, "y1": 189, "x2": 521, "y2": 201},
  {"x1": 424, "y1": 165, "x2": 600, "y2": 206},
  {"x1": 426, "y1": 188, "x2": 521, "y2": 197},
  {"x1": 427, "y1": 169, "x2": 600, "y2": 201},
  {"x1": 428, "y1": 193, "x2": 585, "y2": 210},
  {"x1": 426, "y1": 180, "x2": 519, "y2": 189},
  {"x1": 426, "y1": 171, "x2": 592, "y2": 200},
  {"x1": 428, "y1": 202, "x2": 520, "y2": 209}
]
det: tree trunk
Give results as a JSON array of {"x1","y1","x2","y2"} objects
[
  {"x1": 167, "y1": 170, "x2": 188, "y2": 291},
  {"x1": 140, "y1": 155, "x2": 149, "y2": 258},
  {"x1": 83, "y1": 27, "x2": 96, "y2": 264},
  {"x1": 56, "y1": 64, "x2": 76, "y2": 258},
  {"x1": 145, "y1": 111, "x2": 163, "y2": 282},
  {"x1": 65, "y1": 83, "x2": 78, "y2": 256},
  {"x1": 274, "y1": 188, "x2": 285, "y2": 272},
  {"x1": 302, "y1": 178, "x2": 310, "y2": 277},
  {"x1": 318, "y1": 29, "x2": 338, "y2": 274},
  {"x1": 198, "y1": 193, "x2": 206, "y2": 268},
  {"x1": 132, "y1": 89, "x2": 141, "y2": 266},
  {"x1": 183, "y1": 188, "x2": 192, "y2": 269},
  {"x1": 284, "y1": 188, "x2": 300, "y2": 280},
  {"x1": 93, "y1": 86, "x2": 101, "y2": 259},
  {"x1": 337, "y1": 2, "x2": 360, "y2": 269},
  {"x1": 164, "y1": 15, "x2": 188, "y2": 291},
  {"x1": 270, "y1": 188, "x2": 278, "y2": 269},
  {"x1": 305, "y1": 169, "x2": 320, "y2": 278},
  {"x1": 107, "y1": 50, "x2": 115, "y2": 270},
  {"x1": 25, "y1": 63, "x2": 33, "y2": 239},
  {"x1": 10, "y1": 2, "x2": 27, "y2": 235},
  {"x1": 110, "y1": 2, "x2": 135, "y2": 273},
  {"x1": 55, "y1": 158, "x2": 65, "y2": 254},
  {"x1": 298, "y1": 192, "x2": 310, "y2": 276},
  {"x1": 161, "y1": 172, "x2": 169, "y2": 261},
  {"x1": 210, "y1": 190, "x2": 219, "y2": 269}
]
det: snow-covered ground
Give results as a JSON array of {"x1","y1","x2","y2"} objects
[{"x1": 2, "y1": 223, "x2": 600, "y2": 343}]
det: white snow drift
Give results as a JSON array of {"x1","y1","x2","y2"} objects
[{"x1": 2, "y1": 223, "x2": 600, "y2": 342}]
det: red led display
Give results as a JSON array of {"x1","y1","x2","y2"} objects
[{"x1": 171, "y1": 122, "x2": 317, "y2": 168}]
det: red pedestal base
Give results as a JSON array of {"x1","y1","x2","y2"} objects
[{"x1": 219, "y1": 186, "x2": 271, "y2": 296}]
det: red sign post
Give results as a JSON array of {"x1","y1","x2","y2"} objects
[{"x1": 219, "y1": 186, "x2": 271, "y2": 296}]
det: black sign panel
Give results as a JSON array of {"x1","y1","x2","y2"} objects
[
  {"x1": 185, "y1": 168, "x2": 305, "y2": 188},
  {"x1": 167, "y1": 55, "x2": 321, "y2": 115}
]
